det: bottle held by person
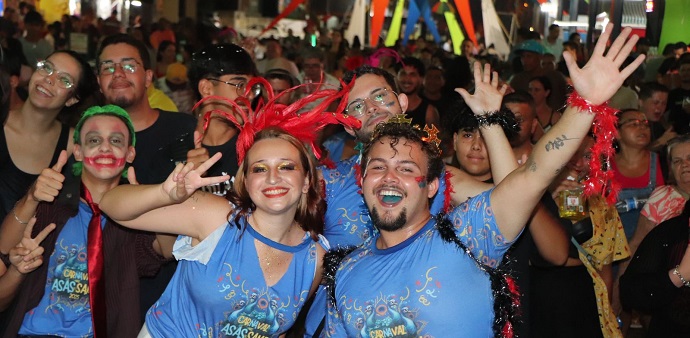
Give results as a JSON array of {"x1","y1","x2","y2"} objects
[{"x1": 558, "y1": 176, "x2": 588, "y2": 221}]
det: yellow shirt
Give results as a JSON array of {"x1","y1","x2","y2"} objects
[
  {"x1": 579, "y1": 195, "x2": 630, "y2": 338},
  {"x1": 147, "y1": 86, "x2": 179, "y2": 112}
]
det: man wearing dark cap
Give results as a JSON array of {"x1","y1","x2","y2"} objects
[
  {"x1": 509, "y1": 39, "x2": 568, "y2": 111},
  {"x1": 187, "y1": 43, "x2": 257, "y2": 196}
]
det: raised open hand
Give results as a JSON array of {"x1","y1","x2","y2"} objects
[
  {"x1": 163, "y1": 152, "x2": 230, "y2": 203},
  {"x1": 455, "y1": 62, "x2": 508, "y2": 115},
  {"x1": 30, "y1": 150, "x2": 68, "y2": 202},
  {"x1": 565, "y1": 24, "x2": 645, "y2": 105},
  {"x1": 9, "y1": 217, "x2": 55, "y2": 274}
]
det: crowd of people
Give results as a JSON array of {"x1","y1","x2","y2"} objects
[{"x1": 1, "y1": 3, "x2": 690, "y2": 338}]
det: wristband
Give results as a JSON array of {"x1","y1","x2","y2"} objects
[
  {"x1": 673, "y1": 265, "x2": 690, "y2": 287},
  {"x1": 475, "y1": 110, "x2": 520, "y2": 140}
]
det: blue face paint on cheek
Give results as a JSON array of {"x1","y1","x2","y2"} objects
[{"x1": 415, "y1": 176, "x2": 426, "y2": 188}]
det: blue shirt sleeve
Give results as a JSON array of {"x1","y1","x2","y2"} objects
[{"x1": 449, "y1": 187, "x2": 514, "y2": 267}]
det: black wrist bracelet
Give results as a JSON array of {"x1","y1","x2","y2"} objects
[{"x1": 476, "y1": 110, "x2": 521, "y2": 139}]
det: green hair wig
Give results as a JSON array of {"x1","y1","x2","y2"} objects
[{"x1": 72, "y1": 105, "x2": 136, "y2": 177}]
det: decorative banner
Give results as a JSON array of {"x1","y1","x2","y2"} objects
[
  {"x1": 418, "y1": 0, "x2": 442, "y2": 43},
  {"x1": 482, "y1": 0, "x2": 511, "y2": 57},
  {"x1": 403, "y1": 0, "x2": 422, "y2": 46},
  {"x1": 441, "y1": 0, "x2": 465, "y2": 55},
  {"x1": 370, "y1": 0, "x2": 390, "y2": 47},
  {"x1": 345, "y1": 0, "x2": 367, "y2": 47},
  {"x1": 259, "y1": 0, "x2": 305, "y2": 36},
  {"x1": 453, "y1": 0, "x2": 477, "y2": 45},
  {"x1": 385, "y1": 0, "x2": 406, "y2": 47},
  {"x1": 403, "y1": 0, "x2": 442, "y2": 46},
  {"x1": 658, "y1": 0, "x2": 690, "y2": 51}
]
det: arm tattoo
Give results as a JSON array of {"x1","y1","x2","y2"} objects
[
  {"x1": 544, "y1": 134, "x2": 577, "y2": 152},
  {"x1": 526, "y1": 157, "x2": 537, "y2": 172}
]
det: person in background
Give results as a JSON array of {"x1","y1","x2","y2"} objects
[
  {"x1": 537, "y1": 135, "x2": 629, "y2": 337},
  {"x1": 155, "y1": 40, "x2": 176, "y2": 80},
  {"x1": 156, "y1": 62, "x2": 195, "y2": 113},
  {"x1": 19, "y1": 11, "x2": 52, "y2": 68},
  {"x1": 620, "y1": 200, "x2": 690, "y2": 338},
  {"x1": 540, "y1": 53, "x2": 557, "y2": 72},
  {"x1": 149, "y1": 18, "x2": 175, "y2": 51},
  {"x1": 528, "y1": 76, "x2": 561, "y2": 143},
  {"x1": 541, "y1": 24, "x2": 563, "y2": 60},
  {"x1": 395, "y1": 56, "x2": 440, "y2": 128},
  {"x1": 626, "y1": 135, "x2": 690, "y2": 269},
  {"x1": 510, "y1": 40, "x2": 568, "y2": 111},
  {"x1": 263, "y1": 68, "x2": 300, "y2": 105},
  {"x1": 637, "y1": 82, "x2": 674, "y2": 162},
  {"x1": 668, "y1": 58, "x2": 690, "y2": 135}
]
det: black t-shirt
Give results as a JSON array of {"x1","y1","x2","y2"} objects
[
  {"x1": 199, "y1": 134, "x2": 239, "y2": 196},
  {"x1": 0, "y1": 123, "x2": 69, "y2": 222},
  {"x1": 132, "y1": 110, "x2": 197, "y2": 184}
]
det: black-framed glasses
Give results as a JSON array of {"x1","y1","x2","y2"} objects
[
  {"x1": 618, "y1": 119, "x2": 650, "y2": 129},
  {"x1": 36, "y1": 60, "x2": 75, "y2": 89},
  {"x1": 99, "y1": 59, "x2": 141, "y2": 75},
  {"x1": 345, "y1": 88, "x2": 399, "y2": 118}
]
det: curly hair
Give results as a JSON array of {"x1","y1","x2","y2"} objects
[
  {"x1": 226, "y1": 127, "x2": 325, "y2": 240},
  {"x1": 362, "y1": 122, "x2": 444, "y2": 183}
]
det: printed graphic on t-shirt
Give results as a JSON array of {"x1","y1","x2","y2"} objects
[{"x1": 47, "y1": 239, "x2": 90, "y2": 309}]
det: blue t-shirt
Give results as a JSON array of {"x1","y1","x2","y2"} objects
[
  {"x1": 321, "y1": 155, "x2": 448, "y2": 248},
  {"x1": 19, "y1": 202, "x2": 104, "y2": 337},
  {"x1": 323, "y1": 189, "x2": 513, "y2": 337},
  {"x1": 145, "y1": 217, "x2": 326, "y2": 338}
]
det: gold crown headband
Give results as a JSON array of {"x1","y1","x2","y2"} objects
[{"x1": 372, "y1": 114, "x2": 442, "y2": 152}]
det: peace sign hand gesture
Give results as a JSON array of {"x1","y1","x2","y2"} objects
[{"x1": 9, "y1": 218, "x2": 55, "y2": 275}]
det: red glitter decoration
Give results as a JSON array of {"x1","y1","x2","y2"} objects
[
  {"x1": 567, "y1": 91, "x2": 621, "y2": 205},
  {"x1": 191, "y1": 77, "x2": 361, "y2": 164}
]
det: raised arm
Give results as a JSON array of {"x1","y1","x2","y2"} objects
[
  {"x1": 449, "y1": 63, "x2": 516, "y2": 204},
  {"x1": 491, "y1": 24, "x2": 645, "y2": 241},
  {"x1": 99, "y1": 153, "x2": 231, "y2": 240}
]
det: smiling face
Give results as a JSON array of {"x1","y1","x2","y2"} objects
[
  {"x1": 28, "y1": 52, "x2": 80, "y2": 110},
  {"x1": 98, "y1": 43, "x2": 152, "y2": 109},
  {"x1": 345, "y1": 74, "x2": 407, "y2": 142},
  {"x1": 74, "y1": 115, "x2": 135, "y2": 181},
  {"x1": 454, "y1": 129, "x2": 491, "y2": 181},
  {"x1": 396, "y1": 65, "x2": 422, "y2": 95},
  {"x1": 243, "y1": 138, "x2": 309, "y2": 216},
  {"x1": 361, "y1": 137, "x2": 438, "y2": 233}
]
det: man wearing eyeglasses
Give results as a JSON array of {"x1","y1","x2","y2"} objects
[
  {"x1": 95, "y1": 33, "x2": 197, "y2": 321},
  {"x1": 302, "y1": 63, "x2": 518, "y2": 337},
  {"x1": 96, "y1": 34, "x2": 197, "y2": 185},
  {"x1": 187, "y1": 43, "x2": 258, "y2": 196}
]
